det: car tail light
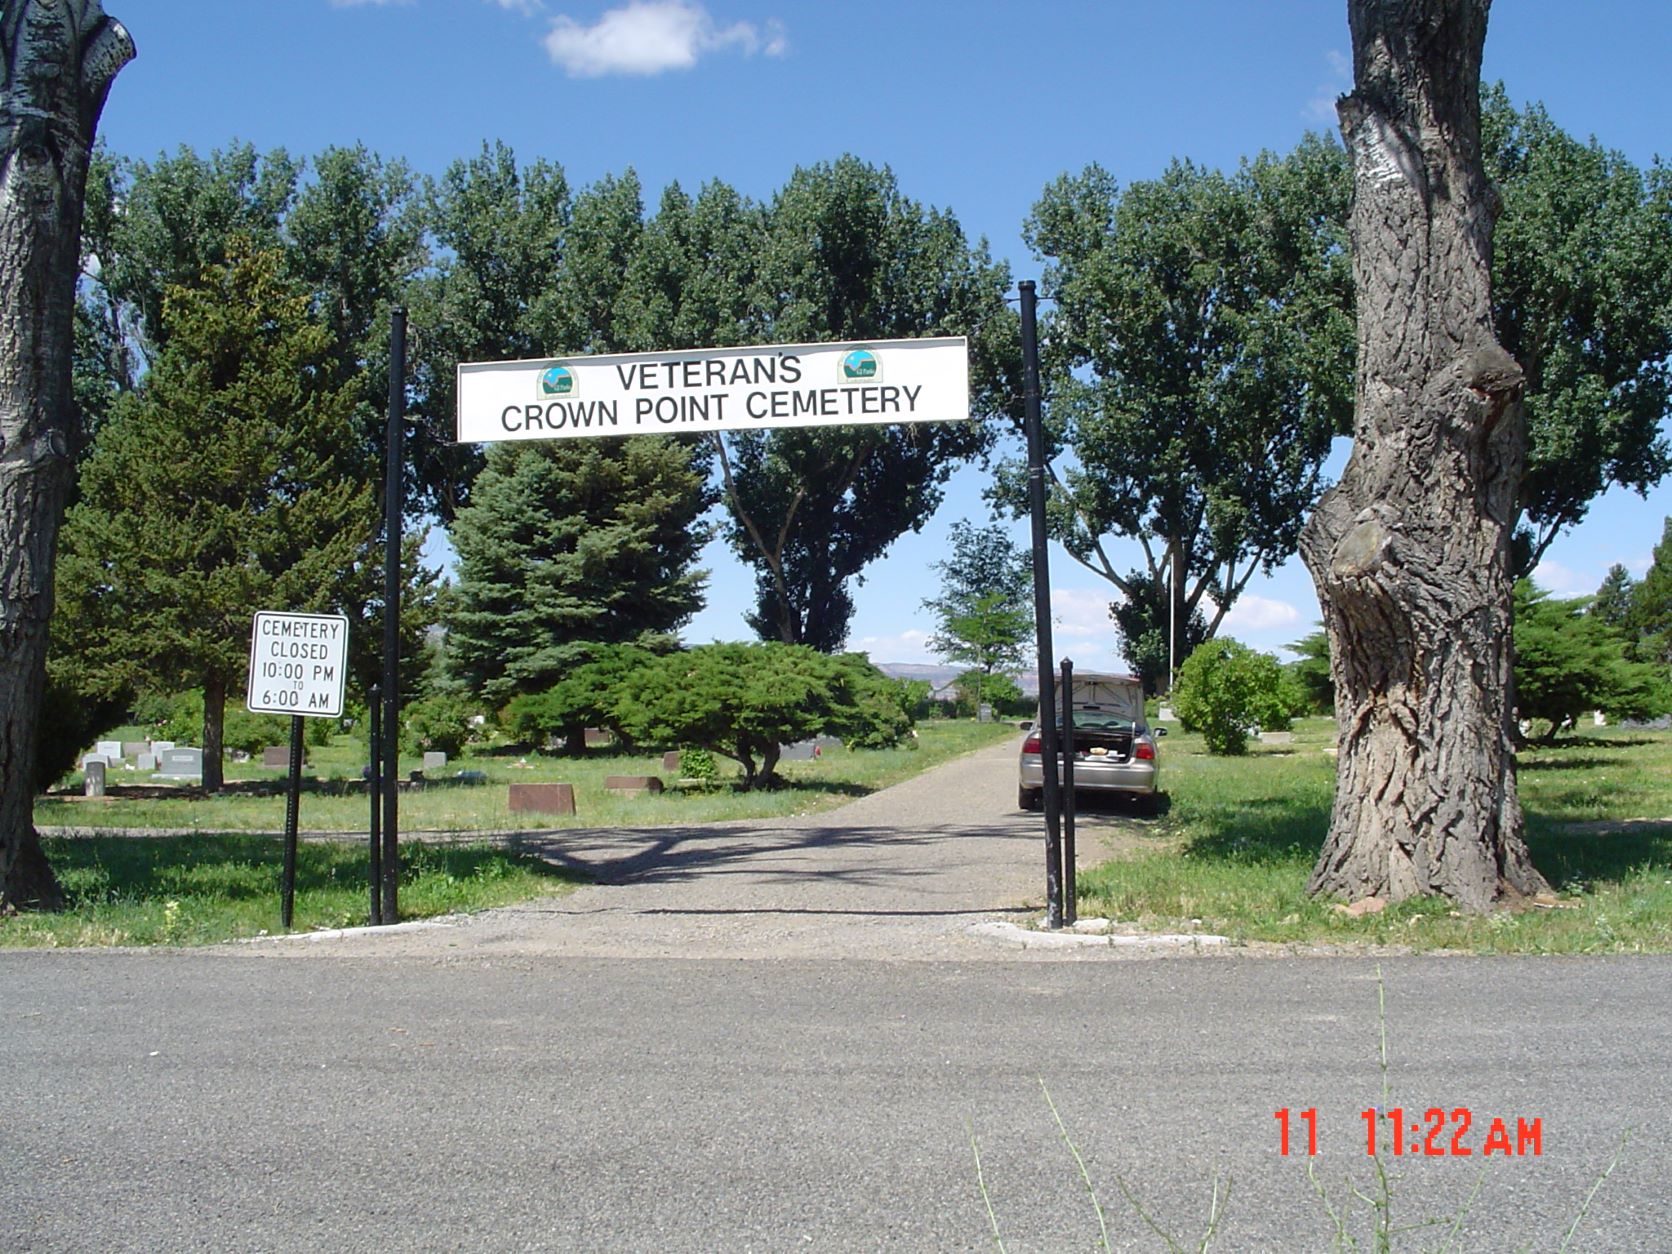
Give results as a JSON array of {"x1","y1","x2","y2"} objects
[
  {"x1": 1134, "y1": 740, "x2": 1155, "y2": 761},
  {"x1": 1022, "y1": 733, "x2": 1041, "y2": 754}
]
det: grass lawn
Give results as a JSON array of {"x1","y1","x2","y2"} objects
[
  {"x1": 1076, "y1": 718, "x2": 1672, "y2": 953},
  {"x1": 0, "y1": 838, "x2": 582, "y2": 949},
  {"x1": 7, "y1": 718, "x2": 1016, "y2": 949},
  {"x1": 36, "y1": 718, "x2": 1017, "y2": 835}
]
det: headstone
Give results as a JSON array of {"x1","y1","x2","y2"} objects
[
  {"x1": 584, "y1": 727, "x2": 612, "y2": 747},
  {"x1": 604, "y1": 775, "x2": 663, "y2": 796},
  {"x1": 83, "y1": 759, "x2": 106, "y2": 797},
  {"x1": 508, "y1": 782, "x2": 576, "y2": 815},
  {"x1": 779, "y1": 737, "x2": 839, "y2": 761},
  {"x1": 136, "y1": 753, "x2": 157, "y2": 772},
  {"x1": 661, "y1": 750, "x2": 682, "y2": 772},
  {"x1": 262, "y1": 745, "x2": 289, "y2": 768},
  {"x1": 152, "y1": 741, "x2": 175, "y2": 753},
  {"x1": 1158, "y1": 707, "x2": 1175, "y2": 722},
  {"x1": 977, "y1": 703, "x2": 993, "y2": 723},
  {"x1": 453, "y1": 770, "x2": 488, "y2": 786},
  {"x1": 95, "y1": 739, "x2": 122, "y2": 761},
  {"x1": 156, "y1": 747, "x2": 204, "y2": 780},
  {"x1": 423, "y1": 750, "x2": 448, "y2": 771},
  {"x1": 1258, "y1": 730, "x2": 1295, "y2": 746},
  {"x1": 120, "y1": 740, "x2": 149, "y2": 760}
]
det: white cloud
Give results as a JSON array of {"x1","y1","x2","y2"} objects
[
  {"x1": 1217, "y1": 594, "x2": 1303, "y2": 634},
  {"x1": 1530, "y1": 559, "x2": 1590, "y2": 595},
  {"x1": 1050, "y1": 586, "x2": 1115, "y2": 641},
  {"x1": 1303, "y1": 48, "x2": 1351, "y2": 125},
  {"x1": 490, "y1": 0, "x2": 545, "y2": 14},
  {"x1": 851, "y1": 629, "x2": 933, "y2": 664},
  {"x1": 543, "y1": 1, "x2": 786, "y2": 77}
]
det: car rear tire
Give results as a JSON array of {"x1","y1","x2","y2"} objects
[{"x1": 1018, "y1": 785, "x2": 1042, "y2": 812}]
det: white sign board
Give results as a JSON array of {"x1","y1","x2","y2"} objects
[
  {"x1": 246, "y1": 612, "x2": 349, "y2": 718},
  {"x1": 456, "y1": 336, "x2": 970, "y2": 444}
]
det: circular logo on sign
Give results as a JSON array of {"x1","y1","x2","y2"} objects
[
  {"x1": 840, "y1": 348, "x2": 879, "y2": 384},
  {"x1": 540, "y1": 365, "x2": 575, "y2": 396}
]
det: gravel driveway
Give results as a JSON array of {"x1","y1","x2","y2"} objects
[{"x1": 258, "y1": 736, "x2": 1138, "y2": 961}]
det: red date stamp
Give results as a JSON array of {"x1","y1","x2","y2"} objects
[{"x1": 1275, "y1": 1107, "x2": 1543, "y2": 1157}]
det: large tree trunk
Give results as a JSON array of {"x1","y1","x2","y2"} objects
[
  {"x1": 0, "y1": 2, "x2": 133, "y2": 910},
  {"x1": 1299, "y1": 0, "x2": 1547, "y2": 911}
]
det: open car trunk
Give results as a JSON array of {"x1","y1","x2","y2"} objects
[{"x1": 1056, "y1": 673, "x2": 1145, "y2": 761}]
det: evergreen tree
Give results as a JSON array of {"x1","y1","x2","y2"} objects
[
  {"x1": 1626, "y1": 517, "x2": 1672, "y2": 670},
  {"x1": 444, "y1": 436, "x2": 712, "y2": 722},
  {"x1": 54, "y1": 243, "x2": 376, "y2": 790},
  {"x1": 1513, "y1": 580, "x2": 1669, "y2": 738}
]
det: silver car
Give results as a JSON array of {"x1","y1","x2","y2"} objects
[{"x1": 1017, "y1": 671, "x2": 1163, "y2": 811}]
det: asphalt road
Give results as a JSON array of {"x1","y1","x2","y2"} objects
[{"x1": 4, "y1": 741, "x2": 1669, "y2": 1251}]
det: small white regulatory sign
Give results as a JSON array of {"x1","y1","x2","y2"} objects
[
  {"x1": 246, "y1": 611, "x2": 349, "y2": 718},
  {"x1": 456, "y1": 336, "x2": 970, "y2": 444}
]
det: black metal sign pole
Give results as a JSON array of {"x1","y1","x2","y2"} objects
[
  {"x1": 368, "y1": 683, "x2": 382, "y2": 926},
  {"x1": 382, "y1": 309, "x2": 405, "y2": 923},
  {"x1": 281, "y1": 714, "x2": 304, "y2": 929},
  {"x1": 1061, "y1": 657, "x2": 1077, "y2": 926},
  {"x1": 1020, "y1": 281, "x2": 1064, "y2": 929}
]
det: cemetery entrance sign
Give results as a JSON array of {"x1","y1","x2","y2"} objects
[
  {"x1": 246, "y1": 611, "x2": 349, "y2": 718},
  {"x1": 456, "y1": 337, "x2": 969, "y2": 443}
]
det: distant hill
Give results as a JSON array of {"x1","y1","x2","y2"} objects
[{"x1": 874, "y1": 662, "x2": 1042, "y2": 698}]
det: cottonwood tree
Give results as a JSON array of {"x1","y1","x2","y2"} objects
[
  {"x1": 1009, "y1": 137, "x2": 1353, "y2": 661},
  {"x1": 1483, "y1": 86, "x2": 1672, "y2": 571},
  {"x1": 406, "y1": 142, "x2": 570, "y2": 522},
  {"x1": 0, "y1": 0, "x2": 133, "y2": 910},
  {"x1": 718, "y1": 157, "x2": 1017, "y2": 650},
  {"x1": 1299, "y1": 0, "x2": 1548, "y2": 909}
]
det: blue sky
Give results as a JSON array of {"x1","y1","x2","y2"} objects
[{"x1": 97, "y1": 0, "x2": 1672, "y2": 671}]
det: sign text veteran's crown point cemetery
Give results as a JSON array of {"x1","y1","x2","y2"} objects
[{"x1": 456, "y1": 336, "x2": 970, "y2": 443}]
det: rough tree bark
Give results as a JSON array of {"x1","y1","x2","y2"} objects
[
  {"x1": 0, "y1": 1, "x2": 132, "y2": 909},
  {"x1": 1299, "y1": 0, "x2": 1549, "y2": 911}
]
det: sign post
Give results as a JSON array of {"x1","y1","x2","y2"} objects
[{"x1": 247, "y1": 611, "x2": 349, "y2": 928}]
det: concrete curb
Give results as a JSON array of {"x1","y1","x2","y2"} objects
[
  {"x1": 968, "y1": 919, "x2": 1230, "y2": 950},
  {"x1": 237, "y1": 916, "x2": 464, "y2": 944}
]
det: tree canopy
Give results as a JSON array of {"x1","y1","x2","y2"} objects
[
  {"x1": 1483, "y1": 85, "x2": 1672, "y2": 571},
  {"x1": 1513, "y1": 580, "x2": 1669, "y2": 738},
  {"x1": 1006, "y1": 135, "x2": 1354, "y2": 663},
  {"x1": 612, "y1": 644, "x2": 910, "y2": 789},
  {"x1": 922, "y1": 521, "x2": 1033, "y2": 709},
  {"x1": 713, "y1": 156, "x2": 1018, "y2": 650}
]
